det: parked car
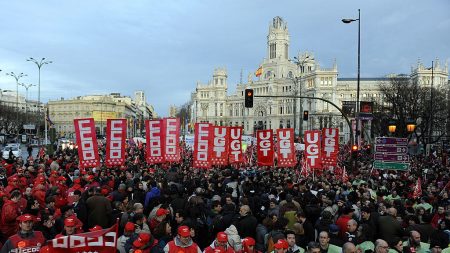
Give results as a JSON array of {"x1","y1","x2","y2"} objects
[{"x1": 2, "y1": 143, "x2": 22, "y2": 159}]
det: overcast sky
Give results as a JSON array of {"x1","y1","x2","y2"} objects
[{"x1": 0, "y1": 0, "x2": 449, "y2": 116}]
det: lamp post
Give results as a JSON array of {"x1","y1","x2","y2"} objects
[
  {"x1": 6, "y1": 72, "x2": 27, "y2": 129},
  {"x1": 342, "y1": 9, "x2": 361, "y2": 147},
  {"x1": 292, "y1": 55, "x2": 313, "y2": 138},
  {"x1": 19, "y1": 83, "x2": 36, "y2": 124},
  {"x1": 27, "y1": 57, "x2": 52, "y2": 142}
]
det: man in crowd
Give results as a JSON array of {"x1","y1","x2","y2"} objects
[
  {"x1": 164, "y1": 225, "x2": 202, "y2": 253},
  {"x1": 0, "y1": 214, "x2": 46, "y2": 253},
  {"x1": 318, "y1": 231, "x2": 341, "y2": 253}
]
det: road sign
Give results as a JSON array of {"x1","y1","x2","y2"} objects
[
  {"x1": 375, "y1": 137, "x2": 408, "y2": 146},
  {"x1": 374, "y1": 153, "x2": 409, "y2": 162},
  {"x1": 373, "y1": 161, "x2": 409, "y2": 170},
  {"x1": 375, "y1": 145, "x2": 408, "y2": 153}
]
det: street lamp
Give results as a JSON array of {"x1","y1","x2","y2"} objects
[
  {"x1": 6, "y1": 72, "x2": 28, "y2": 123},
  {"x1": 406, "y1": 119, "x2": 417, "y2": 134},
  {"x1": 388, "y1": 120, "x2": 397, "y2": 134},
  {"x1": 27, "y1": 57, "x2": 52, "y2": 141},
  {"x1": 342, "y1": 9, "x2": 361, "y2": 147},
  {"x1": 292, "y1": 55, "x2": 313, "y2": 138},
  {"x1": 19, "y1": 83, "x2": 36, "y2": 123}
]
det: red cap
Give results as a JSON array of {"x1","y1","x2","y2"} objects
[
  {"x1": 64, "y1": 217, "x2": 76, "y2": 227},
  {"x1": 87, "y1": 175, "x2": 94, "y2": 181},
  {"x1": 89, "y1": 225, "x2": 103, "y2": 232},
  {"x1": 9, "y1": 176, "x2": 18, "y2": 182},
  {"x1": 101, "y1": 188, "x2": 109, "y2": 196},
  {"x1": 156, "y1": 208, "x2": 169, "y2": 217},
  {"x1": 242, "y1": 237, "x2": 256, "y2": 246},
  {"x1": 133, "y1": 233, "x2": 151, "y2": 248},
  {"x1": 73, "y1": 178, "x2": 81, "y2": 184},
  {"x1": 274, "y1": 239, "x2": 289, "y2": 249},
  {"x1": 17, "y1": 214, "x2": 35, "y2": 223},
  {"x1": 125, "y1": 222, "x2": 135, "y2": 232},
  {"x1": 178, "y1": 225, "x2": 190, "y2": 237},
  {"x1": 217, "y1": 232, "x2": 228, "y2": 243},
  {"x1": 51, "y1": 170, "x2": 58, "y2": 175}
]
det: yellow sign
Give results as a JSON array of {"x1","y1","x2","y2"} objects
[{"x1": 92, "y1": 111, "x2": 117, "y2": 121}]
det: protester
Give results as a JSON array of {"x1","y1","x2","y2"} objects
[
  {"x1": 164, "y1": 225, "x2": 202, "y2": 253},
  {"x1": 0, "y1": 214, "x2": 46, "y2": 253}
]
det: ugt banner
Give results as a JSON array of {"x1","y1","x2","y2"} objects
[
  {"x1": 229, "y1": 126, "x2": 244, "y2": 164},
  {"x1": 276, "y1": 128, "x2": 296, "y2": 167},
  {"x1": 257, "y1": 130, "x2": 274, "y2": 166},
  {"x1": 48, "y1": 224, "x2": 118, "y2": 253},
  {"x1": 193, "y1": 123, "x2": 212, "y2": 169},
  {"x1": 321, "y1": 128, "x2": 339, "y2": 166},
  {"x1": 211, "y1": 126, "x2": 229, "y2": 166},
  {"x1": 304, "y1": 130, "x2": 322, "y2": 169},
  {"x1": 163, "y1": 118, "x2": 181, "y2": 162},
  {"x1": 146, "y1": 120, "x2": 165, "y2": 164},
  {"x1": 105, "y1": 119, "x2": 127, "y2": 167},
  {"x1": 74, "y1": 118, "x2": 100, "y2": 168}
]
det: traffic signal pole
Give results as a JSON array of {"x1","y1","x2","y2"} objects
[{"x1": 254, "y1": 94, "x2": 354, "y2": 146}]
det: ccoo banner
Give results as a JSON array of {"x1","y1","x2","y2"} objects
[
  {"x1": 74, "y1": 118, "x2": 100, "y2": 168},
  {"x1": 105, "y1": 119, "x2": 127, "y2": 167},
  {"x1": 304, "y1": 130, "x2": 322, "y2": 169},
  {"x1": 256, "y1": 130, "x2": 274, "y2": 166},
  {"x1": 276, "y1": 128, "x2": 296, "y2": 167},
  {"x1": 193, "y1": 123, "x2": 212, "y2": 168},
  {"x1": 146, "y1": 120, "x2": 165, "y2": 164},
  {"x1": 321, "y1": 128, "x2": 339, "y2": 166},
  {"x1": 163, "y1": 118, "x2": 181, "y2": 162},
  {"x1": 211, "y1": 126, "x2": 229, "y2": 166}
]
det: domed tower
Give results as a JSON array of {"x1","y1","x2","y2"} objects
[
  {"x1": 267, "y1": 16, "x2": 290, "y2": 60},
  {"x1": 213, "y1": 68, "x2": 227, "y2": 87}
]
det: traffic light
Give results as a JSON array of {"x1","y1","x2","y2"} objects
[
  {"x1": 351, "y1": 145, "x2": 358, "y2": 159},
  {"x1": 303, "y1": 110, "x2": 309, "y2": 121},
  {"x1": 245, "y1": 89, "x2": 253, "y2": 108}
]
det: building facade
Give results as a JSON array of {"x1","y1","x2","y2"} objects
[
  {"x1": 190, "y1": 16, "x2": 449, "y2": 144},
  {"x1": 48, "y1": 91, "x2": 156, "y2": 138}
]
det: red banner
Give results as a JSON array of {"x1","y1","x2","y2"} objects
[
  {"x1": 321, "y1": 128, "x2": 339, "y2": 166},
  {"x1": 146, "y1": 120, "x2": 165, "y2": 164},
  {"x1": 304, "y1": 130, "x2": 322, "y2": 169},
  {"x1": 74, "y1": 118, "x2": 100, "y2": 168},
  {"x1": 48, "y1": 224, "x2": 117, "y2": 253},
  {"x1": 211, "y1": 126, "x2": 229, "y2": 166},
  {"x1": 105, "y1": 119, "x2": 126, "y2": 167},
  {"x1": 163, "y1": 118, "x2": 181, "y2": 162},
  {"x1": 194, "y1": 123, "x2": 212, "y2": 168},
  {"x1": 229, "y1": 127, "x2": 244, "y2": 164},
  {"x1": 257, "y1": 130, "x2": 274, "y2": 166},
  {"x1": 276, "y1": 128, "x2": 296, "y2": 167}
]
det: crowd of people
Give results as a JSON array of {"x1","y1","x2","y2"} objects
[{"x1": 0, "y1": 141, "x2": 449, "y2": 253}]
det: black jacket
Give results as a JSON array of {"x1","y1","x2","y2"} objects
[{"x1": 235, "y1": 214, "x2": 258, "y2": 239}]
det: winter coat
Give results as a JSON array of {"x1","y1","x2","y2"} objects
[
  {"x1": 225, "y1": 225, "x2": 242, "y2": 252},
  {"x1": 0, "y1": 200, "x2": 20, "y2": 237},
  {"x1": 86, "y1": 194, "x2": 112, "y2": 228},
  {"x1": 203, "y1": 241, "x2": 236, "y2": 253},
  {"x1": 163, "y1": 236, "x2": 202, "y2": 253},
  {"x1": 235, "y1": 214, "x2": 258, "y2": 239}
]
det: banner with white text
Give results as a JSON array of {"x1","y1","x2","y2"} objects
[
  {"x1": 163, "y1": 118, "x2": 181, "y2": 162},
  {"x1": 194, "y1": 123, "x2": 213, "y2": 168},
  {"x1": 257, "y1": 130, "x2": 274, "y2": 166},
  {"x1": 105, "y1": 119, "x2": 127, "y2": 167},
  {"x1": 304, "y1": 130, "x2": 322, "y2": 169},
  {"x1": 146, "y1": 120, "x2": 165, "y2": 164},
  {"x1": 74, "y1": 118, "x2": 100, "y2": 168},
  {"x1": 211, "y1": 126, "x2": 229, "y2": 166},
  {"x1": 276, "y1": 128, "x2": 296, "y2": 167},
  {"x1": 321, "y1": 128, "x2": 339, "y2": 166},
  {"x1": 229, "y1": 127, "x2": 244, "y2": 164}
]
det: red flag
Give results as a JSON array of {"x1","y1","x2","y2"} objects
[
  {"x1": 276, "y1": 128, "x2": 296, "y2": 167},
  {"x1": 413, "y1": 177, "x2": 422, "y2": 199},
  {"x1": 256, "y1": 130, "x2": 274, "y2": 166},
  {"x1": 321, "y1": 128, "x2": 339, "y2": 166},
  {"x1": 300, "y1": 155, "x2": 310, "y2": 177},
  {"x1": 304, "y1": 130, "x2": 322, "y2": 169},
  {"x1": 146, "y1": 120, "x2": 165, "y2": 164},
  {"x1": 48, "y1": 223, "x2": 118, "y2": 253},
  {"x1": 211, "y1": 126, "x2": 229, "y2": 166},
  {"x1": 342, "y1": 166, "x2": 349, "y2": 183},
  {"x1": 229, "y1": 127, "x2": 244, "y2": 164},
  {"x1": 193, "y1": 123, "x2": 212, "y2": 169},
  {"x1": 163, "y1": 118, "x2": 181, "y2": 162},
  {"x1": 105, "y1": 119, "x2": 127, "y2": 167},
  {"x1": 74, "y1": 118, "x2": 100, "y2": 168},
  {"x1": 38, "y1": 147, "x2": 45, "y2": 159}
]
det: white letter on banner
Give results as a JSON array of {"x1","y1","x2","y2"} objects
[
  {"x1": 150, "y1": 121, "x2": 161, "y2": 157},
  {"x1": 166, "y1": 119, "x2": 176, "y2": 154},
  {"x1": 79, "y1": 120, "x2": 95, "y2": 161},
  {"x1": 213, "y1": 127, "x2": 226, "y2": 157},
  {"x1": 279, "y1": 131, "x2": 291, "y2": 158},
  {"x1": 323, "y1": 129, "x2": 336, "y2": 157},
  {"x1": 104, "y1": 232, "x2": 117, "y2": 247},
  {"x1": 230, "y1": 128, "x2": 241, "y2": 160},
  {"x1": 197, "y1": 124, "x2": 209, "y2": 161},
  {"x1": 306, "y1": 132, "x2": 319, "y2": 166},
  {"x1": 259, "y1": 131, "x2": 271, "y2": 156}
]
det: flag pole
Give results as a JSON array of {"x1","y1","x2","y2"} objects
[{"x1": 44, "y1": 107, "x2": 48, "y2": 145}]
